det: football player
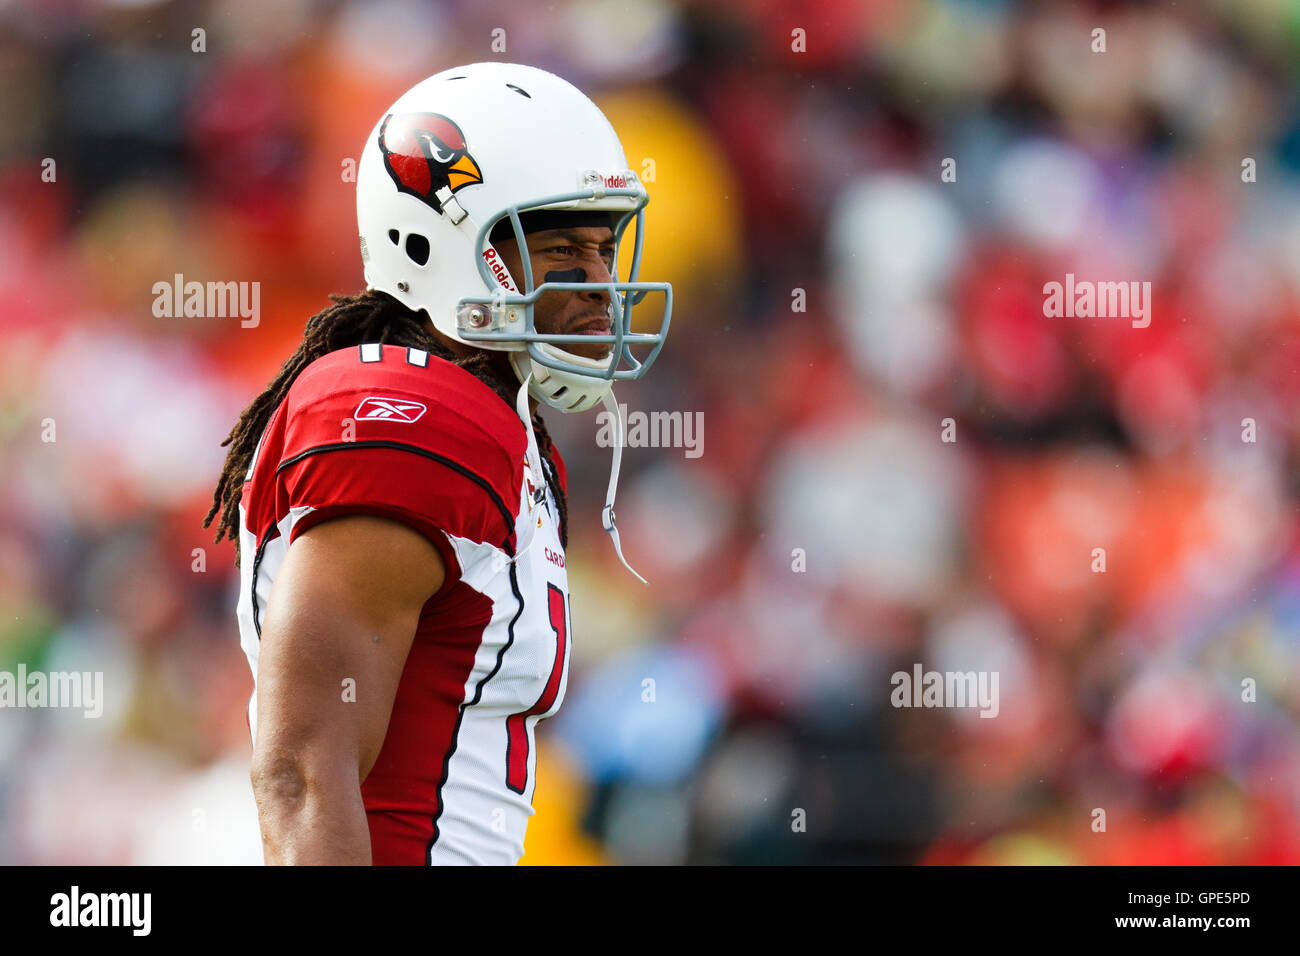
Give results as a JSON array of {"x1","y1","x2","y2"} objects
[{"x1": 203, "y1": 62, "x2": 671, "y2": 865}]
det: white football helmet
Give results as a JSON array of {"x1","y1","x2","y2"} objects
[{"x1": 356, "y1": 61, "x2": 672, "y2": 414}]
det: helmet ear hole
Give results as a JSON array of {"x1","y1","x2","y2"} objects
[
  {"x1": 387, "y1": 229, "x2": 400, "y2": 245},
  {"x1": 405, "y1": 233, "x2": 430, "y2": 266}
]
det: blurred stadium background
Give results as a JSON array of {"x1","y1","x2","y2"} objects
[{"x1": 3, "y1": 0, "x2": 1300, "y2": 864}]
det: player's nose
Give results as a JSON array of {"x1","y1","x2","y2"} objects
[{"x1": 580, "y1": 253, "x2": 614, "y2": 302}]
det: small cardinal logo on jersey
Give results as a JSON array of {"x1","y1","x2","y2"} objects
[
  {"x1": 378, "y1": 112, "x2": 483, "y2": 214},
  {"x1": 523, "y1": 465, "x2": 550, "y2": 520}
]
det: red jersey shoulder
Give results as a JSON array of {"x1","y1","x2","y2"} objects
[
  {"x1": 282, "y1": 343, "x2": 527, "y2": 494},
  {"x1": 242, "y1": 344, "x2": 529, "y2": 556}
]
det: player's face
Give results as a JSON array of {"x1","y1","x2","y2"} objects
[{"x1": 494, "y1": 226, "x2": 617, "y2": 362}]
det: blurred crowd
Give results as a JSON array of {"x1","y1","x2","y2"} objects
[{"x1": 2, "y1": 0, "x2": 1300, "y2": 864}]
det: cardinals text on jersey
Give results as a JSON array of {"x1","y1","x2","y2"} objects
[{"x1": 235, "y1": 342, "x2": 572, "y2": 865}]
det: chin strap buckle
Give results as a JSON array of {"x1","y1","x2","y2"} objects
[
  {"x1": 600, "y1": 390, "x2": 648, "y2": 585},
  {"x1": 435, "y1": 186, "x2": 468, "y2": 225}
]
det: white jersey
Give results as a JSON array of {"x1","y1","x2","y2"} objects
[{"x1": 235, "y1": 343, "x2": 572, "y2": 864}]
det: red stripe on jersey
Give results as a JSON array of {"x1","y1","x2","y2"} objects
[
  {"x1": 504, "y1": 583, "x2": 568, "y2": 793},
  {"x1": 361, "y1": 578, "x2": 493, "y2": 865}
]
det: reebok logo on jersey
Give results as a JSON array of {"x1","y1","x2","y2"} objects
[{"x1": 355, "y1": 397, "x2": 428, "y2": 423}]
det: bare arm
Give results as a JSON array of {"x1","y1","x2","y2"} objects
[{"x1": 250, "y1": 515, "x2": 446, "y2": 865}]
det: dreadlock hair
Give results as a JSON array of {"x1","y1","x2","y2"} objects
[{"x1": 203, "y1": 289, "x2": 568, "y2": 567}]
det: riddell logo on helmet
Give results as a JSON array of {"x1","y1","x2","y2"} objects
[
  {"x1": 482, "y1": 248, "x2": 519, "y2": 292},
  {"x1": 601, "y1": 172, "x2": 628, "y2": 188}
]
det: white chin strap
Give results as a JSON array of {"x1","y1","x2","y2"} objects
[{"x1": 513, "y1": 371, "x2": 647, "y2": 585}]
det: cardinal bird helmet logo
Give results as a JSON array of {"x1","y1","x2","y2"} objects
[{"x1": 377, "y1": 112, "x2": 483, "y2": 214}]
